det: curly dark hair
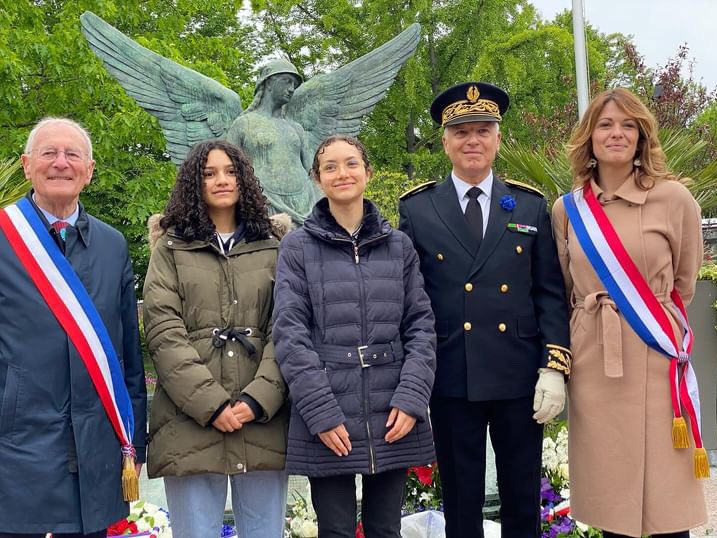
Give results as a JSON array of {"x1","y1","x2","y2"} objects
[
  {"x1": 310, "y1": 135, "x2": 373, "y2": 182},
  {"x1": 160, "y1": 140, "x2": 272, "y2": 242}
]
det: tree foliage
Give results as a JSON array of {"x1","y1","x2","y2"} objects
[
  {"x1": 0, "y1": 0, "x2": 259, "y2": 287},
  {"x1": 0, "y1": 158, "x2": 28, "y2": 208},
  {"x1": 3, "y1": 0, "x2": 713, "y2": 284}
]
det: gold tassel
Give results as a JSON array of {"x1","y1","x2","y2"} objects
[
  {"x1": 671, "y1": 417, "x2": 690, "y2": 448},
  {"x1": 122, "y1": 453, "x2": 139, "y2": 501},
  {"x1": 694, "y1": 448, "x2": 711, "y2": 479}
]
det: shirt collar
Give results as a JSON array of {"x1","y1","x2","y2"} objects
[
  {"x1": 590, "y1": 176, "x2": 648, "y2": 205},
  {"x1": 452, "y1": 170, "x2": 494, "y2": 200},
  {"x1": 32, "y1": 192, "x2": 80, "y2": 226}
]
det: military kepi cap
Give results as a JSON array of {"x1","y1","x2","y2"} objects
[{"x1": 431, "y1": 82, "x2": 510, "y2": 126}]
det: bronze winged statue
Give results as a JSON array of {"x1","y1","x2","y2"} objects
[{"x1": 80, "y1": 11, "x2": 421, "y2": 223}]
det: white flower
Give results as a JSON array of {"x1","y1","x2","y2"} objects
[
  {"x1": 299, "y1": 520, "x2": 318, "y2": 537},
  {"x1": 419, "y1": 492, "x2": 433, "y2": 503},
  {"x1": 290, "y1": 517, "x2": 318, "y2": 538},
  {"x1": 558, "y1": 463, "x2": 569, "y2": 480}
]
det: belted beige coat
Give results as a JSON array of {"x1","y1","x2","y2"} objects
[{"x1": 552, "y1": 177, "x2": 707, "y2": 537}]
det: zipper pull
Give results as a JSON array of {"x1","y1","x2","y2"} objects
[{"x1": 353, "y1": 242, "x2": 359, "y2": 264}]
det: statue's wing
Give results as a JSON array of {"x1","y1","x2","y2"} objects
[
  {"x1": 80, "y1": 11, "x2": 243, "y2": 164},
  {"x1": 286, "y1": 23, "x2": 420, "y2": 154}
]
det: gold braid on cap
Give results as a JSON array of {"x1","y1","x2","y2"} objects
[{"x1": 442, "y1": 99, "x2": 501, "y2": 125}]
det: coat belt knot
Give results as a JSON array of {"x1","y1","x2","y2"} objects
[{"x1": 577, "y1": 291, "x2": 623, "y2": 378}]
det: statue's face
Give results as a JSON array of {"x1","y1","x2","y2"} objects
[{"x1": 268, "y1": 74, "x2": 299, "y2": 105}]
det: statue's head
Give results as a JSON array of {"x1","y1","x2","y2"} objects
[{"x1": 254, "y1": 59, "x2": 302, "y2": 95}]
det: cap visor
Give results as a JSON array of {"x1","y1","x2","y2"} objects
[{"x1": 445, "y1": 113, "x2": 501, "y2": 126}]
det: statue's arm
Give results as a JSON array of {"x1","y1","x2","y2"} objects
[
  {"x1": 226, "y1": 117, "x2": 247, "y2": 149},
  {"x1": 295, "y1": 123, "x2": 312, "y2": 173}
]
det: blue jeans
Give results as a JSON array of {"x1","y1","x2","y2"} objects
[{"x1": 164, "y1": 471, "x2": 288, "y2": 538}]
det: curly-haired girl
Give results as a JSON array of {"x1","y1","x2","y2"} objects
[{"x1": 143, "y1": 139, "x2": 290, "y2": 538}]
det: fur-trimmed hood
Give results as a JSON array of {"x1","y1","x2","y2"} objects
[{"x1": 147, "y1": 212, "x2": 293, "y2": 250}]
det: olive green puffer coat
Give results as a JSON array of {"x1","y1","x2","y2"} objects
[{"x1": 143, "y1": 215, "x2": 290, "y2": 478}]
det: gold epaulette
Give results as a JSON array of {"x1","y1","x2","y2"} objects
[
  {"x1": 505, "y1": 179, "x2": 544, "y2": 197},
  {"x1": 400, "y1": 181, "x2": 437, "y2": 200}
]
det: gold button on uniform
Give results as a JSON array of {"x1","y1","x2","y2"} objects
[
  {"x1": 500, "y1": 284, "x2": 509, "y2": 293},
  {"x1": 498, "y1": 323, "x2": 507, "y2": 332},
  {"x1": 436, "y1": 253, "x2": 444, "y2": 261},
  {"x1": 515, "y1": 245, "x2": 523, "y2": 254},
  {"x1": 464, "y1": 322, "x2": 472, "y2": 331},
  {"x1": 464, "y1": 283, "x2": 473, "y2": 292}
]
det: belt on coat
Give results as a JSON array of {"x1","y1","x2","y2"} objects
[
  {"x1": 313, "y1": 342, "x2": 404, "y2": 368},
  {"x1": 574, "y1": 290, "x2": 671, "y2": 378},
  {"x1": 187, "y1": 326, "x2": 264, "y2": 355}
]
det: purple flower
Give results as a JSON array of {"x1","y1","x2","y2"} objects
[
  {"x1": 500, "y1": 194, "x2": 516, "y2": 211},
  {"x1": 221, "y1": 524, "x2": 237, "y2": 538},
  {"x1": 549, "y1": 516, "x2": 575, "y2": 537},
  {"x1": 540, "y1": 478, "x2": 561, "y2": 503}
]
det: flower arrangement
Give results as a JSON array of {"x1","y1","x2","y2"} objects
[
  {"x1": 107, "y1": 500, "x2": 170, "y2": 537},
  {"x1": 540, "y1": 422, "x2": 599, "y2": 538},
  {"x1": 285, "y1": 493, "x2": 318, "y2": 538},
  {"x1": 403, "y1": 463, "x2": 443, "y2": 513}
]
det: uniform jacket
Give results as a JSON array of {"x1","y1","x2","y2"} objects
[
  {"x1": 143, "y1": 215, "x2": 289, "y2": 477},
  {"x1": 553, "y1": 177, "x2": 706, "y2": 536},
  {"x1": 273, "y1": 199, "x2": 436, "y2": 476},
  {"x1": 399, "y1": 175, "x2": 571, "y2": 401},
  {"x1": 0, "y1": 192, "x2": 147, "y2": 534}
]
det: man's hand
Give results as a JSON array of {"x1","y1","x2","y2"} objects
[
  {"x1": 532, "y1": 368, "x2": 566, "y2": 424},
  {"x1": 212, "y1": 405, "x2": 243, "y2": 432},
  {"x1": 318, "y1": 424, "x2": 352, "y2": 457},
  {"x1": 232, "y1": 401, "x2": 256, "y2": 425},
  {"x1": 385, "y1": 407, "x2": 416, "y2": 443}
]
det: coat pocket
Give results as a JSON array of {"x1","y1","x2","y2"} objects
[{"x1": 0, "y1": 363, "x2": 22, "y2": 436}]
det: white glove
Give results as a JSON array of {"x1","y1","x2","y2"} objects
[{"x1": 532, "y1": 368, "x2": 566, "y2": 424}]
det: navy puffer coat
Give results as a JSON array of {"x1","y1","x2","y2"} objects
[{"x1": 273, "y1": 198, "x2": 436, "y2": 477}]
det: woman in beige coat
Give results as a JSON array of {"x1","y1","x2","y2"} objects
[{"x1": 552, "y1": 88, "x2": 707, "y2": 538}]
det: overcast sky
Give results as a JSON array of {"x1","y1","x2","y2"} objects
[{"x1": 529, "y1": 0, "x2": 717, "y2": 90}]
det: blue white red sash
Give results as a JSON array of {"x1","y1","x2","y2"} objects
[
  {"x1": 0, "y1": 198, "x2": 135, "y2": 451},
  {"x1": 563, "y1": 184, "x2": 708, "y2": 478}
]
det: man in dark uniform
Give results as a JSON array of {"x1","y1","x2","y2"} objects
[{"x1": 398, "y1": 82, "x2": 571, "y2": 537}]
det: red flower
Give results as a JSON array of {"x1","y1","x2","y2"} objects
[
  {"x1": 409, "y1": 465, "x2": 434, "y2": 486},
  {"x1": 107, "y1": 518, "x2": 139, "y2": 536},
  {"x1": 355, "y1": 521, "x2": 364, "y2": 538}
]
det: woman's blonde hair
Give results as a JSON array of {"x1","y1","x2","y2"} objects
[{"x1": 567, "y1": 87, "x2": 675, "y2": 189}]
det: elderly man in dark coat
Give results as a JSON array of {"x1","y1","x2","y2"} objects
[
  {"x1": 0, "y1": 118, "x2": 146, "y2": 537},
  {"x1": 399, "y1": 83, "x2": 572, "y2": 537}
]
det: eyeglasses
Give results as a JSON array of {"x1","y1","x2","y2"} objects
[{"x1": 34, "y1": 147, "x2": 86, "y2": 163}]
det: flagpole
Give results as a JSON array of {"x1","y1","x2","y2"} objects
[{"x1": 572, "y1": 0, "x2": 590, "y2": 118}]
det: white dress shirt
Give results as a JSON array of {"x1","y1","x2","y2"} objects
[{"x1": 451, "y1": 171, "x2": 493, "y2": 237}]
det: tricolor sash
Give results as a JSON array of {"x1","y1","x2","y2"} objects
[
  {"x1": 0, "y1": 197, "x2": 139, "y2": 498},
  {"x1": 563, "y1": 184, "x2": 709, "y2": 479}
]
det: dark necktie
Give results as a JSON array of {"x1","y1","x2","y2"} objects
[
  {"x1": 464, "y1": 186, "x2": 483, "y2": 250},
  {"x1": 51, "y1": 220, "x2": 69, "y2": 241}
]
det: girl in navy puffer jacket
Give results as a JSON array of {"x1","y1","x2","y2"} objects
[{"x1": 273, "y1": 135, "x2": 437, "y2": 537}]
